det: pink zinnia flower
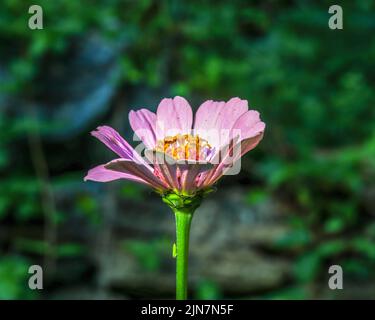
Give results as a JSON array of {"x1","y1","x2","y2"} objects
[
  {"x1": 84, "y1": 96, "x2": 265, "y2": 194},
  {"x1": 84, "y1": 96, "x2": 265, "y2": 300}
]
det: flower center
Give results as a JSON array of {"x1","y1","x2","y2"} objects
[{"x1": 155, "y1": 134, "x2": 212, "y2": 161}]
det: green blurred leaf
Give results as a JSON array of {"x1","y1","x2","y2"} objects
[
  {"x1": 195, "y1": 280, "x2": 221, "y2": 300},
  {"x1": 245, "y1": 188, "x2": 268, "y2": 205},
  {"x1": 120, "y1": 183, "x2": 145, "y2": 201},
  {"x1": 0, "y1": 256, "x2": 37, "y2": 299},
  {"x1": 294, "y1": 252, "x2": 321, "y2": 283}
]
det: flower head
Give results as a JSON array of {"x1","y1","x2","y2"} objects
[{"x1": 84, "y1": 96, "x2": 265, "y2": 195}]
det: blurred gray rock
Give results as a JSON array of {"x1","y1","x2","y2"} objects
[
  {"x1": 36, "y1": 34, "x2": 123, "y2": 140},
  {"x1": 50, "y1": 286, "x2": 127, "y2": 300},
  {"x1": 3, "y1": 34, "x2": 126, "y2": 140}
]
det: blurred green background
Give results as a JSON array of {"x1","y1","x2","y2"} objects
[{"x1": 1, "y1": 0, "x2": 375, "y2": 299}]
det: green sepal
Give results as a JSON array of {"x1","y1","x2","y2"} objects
[{"x1": 161, "y1": 188, "x2": 215, "y2": 213}]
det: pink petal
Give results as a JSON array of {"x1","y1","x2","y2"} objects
[
  {"x1": 145, "y1": 150, "x2": 180, "y2": 190},
  {"x1": 202, "y1": 109, "x2": 265, "y2": 186},
  {"x1": 201, "y1": 132, "x2": 264, "y2": 187},
  {"x1": 156, "y1": 96, "x2": 193, "y2": 139},
  {"x1": 231, "y1": 110, "x2": 266, "y2": 141},
  {"x1": 91, "y1": 126, "x2": 139, "y2": 161},
  {"x1": 240, "y1": 131, "x2": 265, "y2": 156},
  {"x1": 84, "y1": 164, "x2": 150, "y2": 185},
  {"x1": 91, "y1": 125, "x2": 150, "y2": 167},
  {"x1": 129, "y1": 109, "x2": 157, "y2": 149},
  {"x1": 193, "y1": 98, "x2": 248, "y2": 148},
  {"x1": 198, "y1": 136, "x2": 240, "y2": 187},
  {"x1": 178, "y1": 160, "x2": 213, "y2": 193},
  {"x1": 145, "y1": 151, "x2": 213, "y2": 193},
  {"x1": 217, "y1": 97, "x2": 249, "y2": 135},
  {"x1": 104, "y1": 158, "x2": 167, "y2": 190}
]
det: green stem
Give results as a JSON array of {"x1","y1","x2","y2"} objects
[{"x1": 174, "y1": 209, "x2": 193, "y2": 300}]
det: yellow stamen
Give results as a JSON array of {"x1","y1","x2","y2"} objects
[{"x1": 155, "y1": 134, "x2": 212, "y2": 161}]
